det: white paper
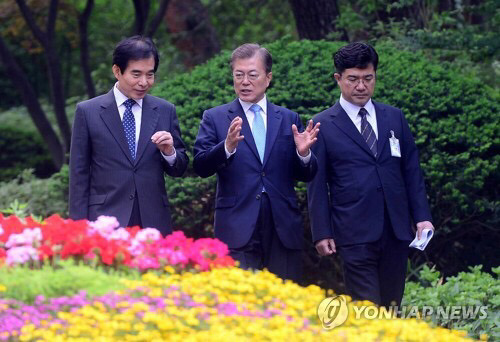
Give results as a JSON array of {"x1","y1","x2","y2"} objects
[{"x1": 409, "y1": 228, "x2": 434, "y2": 251}]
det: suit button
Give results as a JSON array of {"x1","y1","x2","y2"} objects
[
  {"x1": 129, "y1": 194, "x2": 135, "y2": 200},
  {"x1": 261, "y1": 172, "x2": 266, "y2": 177},
  {"x1": 256, "y1": 194, "x2": 261, "y2": 200},
  {"x1": 377, "y1": 186, "x2": 383, "y2": 192}
]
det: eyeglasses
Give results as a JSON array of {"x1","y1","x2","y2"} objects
[
  {"x1": 233, "y1": 72, "x2": 261, "y2": 81},
  {"x1": 345, "y1": 75, "x2": 375, "y2": 86}
]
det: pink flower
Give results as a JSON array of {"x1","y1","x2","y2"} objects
[
  {"x1": 5, "y1": 227, "x2": 42, "y2": 248},
  {"x1": 131, "y1": 255, "x2": 160, "y2": 270},
  {"x1": 88, "y1": 216, "x2": 120, "y2": 237},
  {"x1": 6, "y1": 246, "x2": 38, "y2": 265},
  {"x1": 109, "y1": 228, "x2": 130, "y2": 241},
  {"x1": 134, "y1": 228, "x2": 161, "y2": 243},
  {"x1": 127, "y1": 239, "x2": 143, "y2": 256}
]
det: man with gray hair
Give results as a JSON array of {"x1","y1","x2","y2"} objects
[{"x1": 193, "y1": 43, "x2": 320, "y2": 282}]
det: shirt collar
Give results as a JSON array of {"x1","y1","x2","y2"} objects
[
  {"x1": 339, "y1": 94, "x2": 374, "y2": 119},
  {"x1": 113, "y1": 82, "x2": 143, "y2": 108},
  {"x1": 239, "y1": 95, "x2": 267, "y2": 115}
]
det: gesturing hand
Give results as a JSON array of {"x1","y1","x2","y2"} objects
[
  {"x1": 226, "y1": 117, "x2": 244, "y2": 153},
  {"x1": 151, "y1": 131, "x2": 175, "y2": 156},
  {"x1": 292, "y1": 120, "x2": 320, "y2": 157}
]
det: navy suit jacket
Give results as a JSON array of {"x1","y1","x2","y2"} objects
[
  {"x1": 193, "y1": 99, "x2": 317, "y2": 249},
  {"x1": 69, "y1": 89, "x2": 188, "y2": 235},
  {"x1": 307, "y1": 101, "x2": 432, "y2": 246}
]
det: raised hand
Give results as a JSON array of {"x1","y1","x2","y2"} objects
[
  {"x1": 151, "y1": 131, "x2": 175, "y2": 156},
  {"x1": 226, "y1": 117, "x2": 244, "y2": 153},
  {"x1": 292, "y1": 120, "x2": 320, "y2": 157}
]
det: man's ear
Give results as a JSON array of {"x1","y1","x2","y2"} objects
[
  {"x1": 333, "y1": 72, "x2": 341, "y2": 83},
  {"x1": 112, "y1": 64, "x2": 121, "y2": 79},
  {"x1": 266, "y1": 72, "x2": 272, "y2": 87}
]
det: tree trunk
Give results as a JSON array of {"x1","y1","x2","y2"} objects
[
  {"x1": 132, "y1": 0, "x2": 150, "y2": 35},
  {"x1": 0, "y1": 36, "x2": 64, "y2": 169},
  {"x1": 164, "y1": 0, "x2": 220, "y2": 68},
  {"x1": 288, "y1": 0, "x2": 345, "y2": 40},
  {"x1": 15, "y1": 0, "x2": 72, "y2": 157},
  {"x1": 78, "y1": 0, "x2": 95, "y2": 99}
]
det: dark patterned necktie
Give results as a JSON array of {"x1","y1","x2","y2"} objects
[
  {"x1": 359, "y1": 107, "x2": 377, "y2": 157},
  {"x1": 123, "y1": 98, "x2": 136, "y2": 160}
]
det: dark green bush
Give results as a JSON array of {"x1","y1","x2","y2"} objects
[
  {"x1": 0, "y1": 166, "x2": 68, "y2": 217},
  {"x1": 0, "y1": 125, "x2": 56, "y2": 182},
  {"x1": 403, "y1": 265, "x2": 499, "y2": 340},
  {"x1": 152, "y1": 38, "x2": 499, "y2": 285},
  {"x1": 2, "y1": 39, "x2": 497, "y2": 291}
]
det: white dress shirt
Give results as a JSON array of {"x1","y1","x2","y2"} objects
[
  {"x1": 225, "y1": 95, "x2": 311, "y2": 163},
  {"x1": 114, "y1": 83, "x2": 176, "y2": 164},
  {"x1": 339, "y1": 94, "x2": 378, "y2": 139}
]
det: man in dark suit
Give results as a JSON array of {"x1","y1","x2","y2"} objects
[
  {"x1": 69, "y1": 36, "x2": 188, "y2": 236},
  {"x1": 193, "y1": 43, "x2": 320, "y2": 282},
  {"x1": 307, "y1": 42, "x2": 434, "y2": 307}
]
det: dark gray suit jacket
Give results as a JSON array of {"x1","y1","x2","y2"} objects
[{"x1": 69, "y1": 89, "x2": 188, "y2": 235}]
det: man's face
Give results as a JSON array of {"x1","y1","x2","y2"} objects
[
  {"x1": 232, "y1": 54, "x2": 272, "y2": 103},
  {"x1": 112, "y1": 57, "x2": 155, "y2": 100},
  {"x1": 334, "y1": 64, "x2": 376, "y2": 107}
]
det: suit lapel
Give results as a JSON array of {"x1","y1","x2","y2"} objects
[
  {"x1": 135, "y1": 95, "x2": 159, "y2": 164},
  {"x1": 227, "y1": 99, "x2": 261, "y2": 163},
  {"x1": 263, "y1": 101, "x2": 282, "y2": 167},
  {"x1": 99, "y1": 90, "x2": 134, "y2": 164},
  {"x1": 373, "y1": 101, "x2": 389, "y2": 160},
  {"x1": 330, "y1": 102, "x2": 374, "y2": 158}
]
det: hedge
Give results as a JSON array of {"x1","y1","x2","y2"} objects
[
  {"x1": 1, "y1": 38, "x2": 498, "y2": 289},
  {"x1": 152, "y1": 38, "x2": 499, "y2": 281}
]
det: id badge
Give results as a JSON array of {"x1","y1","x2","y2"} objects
[{"x1": 389, "y1": 130, "x2": 401, "y2": 157}]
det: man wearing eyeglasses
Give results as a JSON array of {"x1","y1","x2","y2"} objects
[
  {"x1": 193, "y1": 43, "x2": 320, "y2": 282},
  {"x1": 307, "y1": 42, "x2": 434, "y2": 307}
]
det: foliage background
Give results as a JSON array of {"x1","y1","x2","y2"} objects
[{"x1": 0, "y1": 0, "x2": 498, "y2": 293}]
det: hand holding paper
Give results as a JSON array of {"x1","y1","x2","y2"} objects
[{"x1": 409, "y1": 228, "x2": 434, "y2": 251}]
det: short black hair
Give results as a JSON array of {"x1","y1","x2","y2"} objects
[
  {"x1": 230, "y1": 43, "x2": 272, "y2": 73},
  {"x1": 112, "y1": 36, "x2": 159, "y2": 73},
  {"x1": 333, "y1": 42, "x2": 378, "y2": 74}
]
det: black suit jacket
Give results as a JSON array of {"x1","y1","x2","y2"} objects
[
  {"x1": 307, "y1": 101, "x2": 432, "y2": 246},
  {"x1": 69, "y1": 89, "x2": 188, "y2": 234},
  {"x1": 193, "y1": 99, "x2": 317, "y2": 249}
]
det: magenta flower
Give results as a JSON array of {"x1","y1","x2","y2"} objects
[{"x1": 6, "y1": 246, "x2": 38, "y2": 265}]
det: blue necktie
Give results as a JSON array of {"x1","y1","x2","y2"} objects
[
  {"x1": 359, "y1": 107, "x2": 377, "y2": 157},
  {"x1": 123, "y1": 99, "x2": 136, "y2": 160},
  {"x1": 250, "y1": 104, "x2": 266, "y2": 163}
]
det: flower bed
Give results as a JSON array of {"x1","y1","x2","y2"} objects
[{"x1": 0, "y1": 215, "x2": 476, "y2": 341}]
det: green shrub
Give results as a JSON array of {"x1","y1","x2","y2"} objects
[
  {"x1": 0, "y1": 125, "x2": 56, "y2": 182},
  {"x1": 0, "y1": 259, "x2": 139, "y2": 304},
  {"x1": 2, "y1": 39, "x2": 498, "y2": 291},
  {"x1": 0, "y1": 166, "x2": 69, "y2": 217},
  {"x1": 403, "y1": 265, "x2": 500, "y2": 340},
  {"x1": 152, "y1": 38, "x2": 499, "y2": 282}
]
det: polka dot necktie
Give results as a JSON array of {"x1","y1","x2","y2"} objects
[
  {"x1": 359, "y1": 107, "x2": 377, "y2": 157},
  {"x1": 122, "y1": 98, "x2": 136, "y2": 160},
  {"x1": 249, "y1": 104, "x2": 266, "y2": 163}
]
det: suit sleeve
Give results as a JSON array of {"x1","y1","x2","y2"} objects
[
  {"x1": 399, "y1": 110, "x2": 433, "y2": 223},
  {"x1": 69, "y1": 104, "x2": 91, "y2": 220},
  {"x1": 291, "y1": 112, "x2": 317, "y2": 182},
  {"x1": 163, "y1": 105, "x2": 189, "y2": 177},
  {"x1": 307, "y1": 120, "x2": 334, "y2": 243},
  {"x1": 193, "y1": 110, "x2": 232, "y2": 178}
]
